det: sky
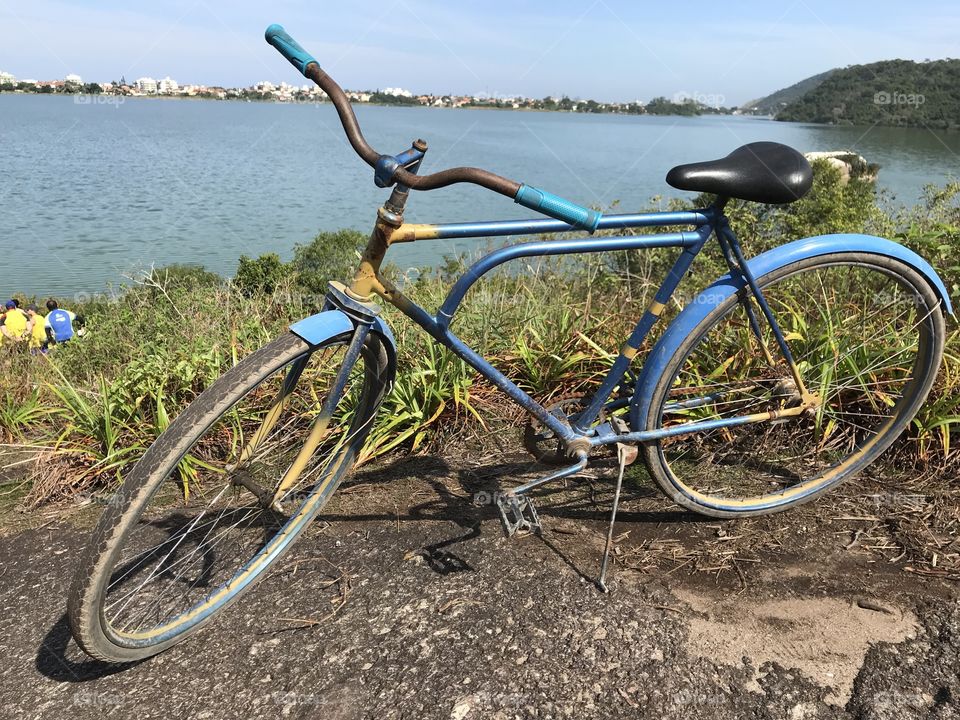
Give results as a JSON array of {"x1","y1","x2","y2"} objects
[{"x1": 1, "y1": 0, "x2": 958, "y2": 105}]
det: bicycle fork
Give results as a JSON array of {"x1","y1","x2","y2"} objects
[
  {"x1": 228, "y1": 321, "x2": 372, "y2": 509},
  {"x1": 270, "y1": 322, "x2": 371, "y2": 505}
]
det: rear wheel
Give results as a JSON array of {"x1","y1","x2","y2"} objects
[
  {"x1": 68, "y1": 330, "x2": 390, "y2": 662},
  {"x1": 641, "y1": 253, "x2": 945, "y2": 518}
]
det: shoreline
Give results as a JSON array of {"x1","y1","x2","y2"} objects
[
  {"x1": 6, "y1": 90, "x2": 955, "y2": 130},
  {"x1": 0, "y1": 89, "x2": 738, "y2": 119}
]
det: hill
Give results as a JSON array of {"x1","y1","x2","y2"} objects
[
  {"x1": 740, "y1": 69, "x2": 835, "y2": 116},
  {"x1": 775, "y1": 58, "x2": 960, "y2": 128}
]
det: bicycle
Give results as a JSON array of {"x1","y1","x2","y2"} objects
[{"x1": 68, "y1": 24, "x2": 953, "y2": 662}]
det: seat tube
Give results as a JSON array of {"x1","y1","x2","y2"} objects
[
  {"x1": 715, "y1": 227, "x2": 778, "y2": 367},
  {"x1": 572, "y1": 227, "x2": 712, "y2": 433}
]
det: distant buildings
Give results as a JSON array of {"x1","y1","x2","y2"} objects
[
  {"x1": 158, "y1": 76, "x2": 179, "y2": 94},
  {"x1": 1, "y1": 70, "x2": 731, "y2": 118},
  {"x1": 135, "y1": 77, "x2": 157, "y2": 94}
]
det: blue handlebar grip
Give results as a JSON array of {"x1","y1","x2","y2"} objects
[
  {"x1": 265, "y1": 24, "x2": 317, "y2": 77},
  {"x1": 514, "y1": 185, "x2": 601, "y2": 233}
]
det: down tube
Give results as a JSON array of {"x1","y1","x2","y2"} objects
[{"x1": 386, "y1": 290, "x2": 578, "y2": 441}]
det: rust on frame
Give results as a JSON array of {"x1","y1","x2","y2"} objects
[{"x1": 350, "y1": 205, "x2": 442, "y2": 298}]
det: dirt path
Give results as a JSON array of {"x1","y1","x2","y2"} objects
[{"x1": 0, "y1": 452, "x2": 958, "y2": 719}]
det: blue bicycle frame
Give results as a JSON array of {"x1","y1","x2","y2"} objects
[
  {"x1": 374, "y1": 206, "x2": 718, "y2": 444},
  {"x1": 306, "y1": 172, "x2": 810, "y2": 459},
  {"x1": 264, "y1": 21, "x2": 953, "y2": 464},
  {"x1": 286, "y1": 130, "x2": 954, "y2": 471}
]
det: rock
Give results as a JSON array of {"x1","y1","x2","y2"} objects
[
  {"x1": 804, "y1": 150, "x2": 878, "y2": 183},
  {"x1": 450, "y1": 696, "x2": 475, "y2": 720}
]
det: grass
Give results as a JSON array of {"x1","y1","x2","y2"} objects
[{"x1": 2, "y1": 161, "x2": 959, "y2": 516}]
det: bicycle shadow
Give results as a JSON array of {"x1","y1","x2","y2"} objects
[
  {"x1": 36, "y1": 614, "x2": 138, "y2": 682},
  {"x1": 328, "y1": 452, "x2": 710, "y2": 579},
  {"x1": 338, "y1": 455, "x2": 482, "y2": 574},
  {"x1": 36, "y1": 452, "x2": 707, "y2": 680}
]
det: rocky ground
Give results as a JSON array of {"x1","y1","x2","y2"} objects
[{"x1": 0, "y1": 449, "x2": 958, "y2": 719}]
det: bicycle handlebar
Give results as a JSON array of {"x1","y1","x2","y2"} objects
[
  {"x1": 265, "y1": 24, "x2": 601, "y2": 232},
  {"x1": 264, "y1": 23, "x2": 316, "y2": 76}
]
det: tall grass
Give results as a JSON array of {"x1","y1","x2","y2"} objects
[{"x1": 3, "y1": 162, "x2": 959, "y2": 504}]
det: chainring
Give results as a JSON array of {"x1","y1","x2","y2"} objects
[{"x1": 523, "y1": 393, "x2": 606, "y2": 465}]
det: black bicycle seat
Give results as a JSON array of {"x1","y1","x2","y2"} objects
[{"x1": 666, "y1": 142, "x2": 813, "y2": 204}]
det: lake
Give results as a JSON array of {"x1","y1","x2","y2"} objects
[{"x1": 3, "y1": 94, "x2": 959, "y2": 297}]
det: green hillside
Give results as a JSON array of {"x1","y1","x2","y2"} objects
[
  {"x1": 776, "y1": 59, "x2": 960, "y2": 128},
  {"x1": 740, "y1": 69, "x2": 835, "y2": 116}
]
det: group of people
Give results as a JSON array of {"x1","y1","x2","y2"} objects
[{"x1": 0, "y1": 298, "x2": 79, "y2": 354}]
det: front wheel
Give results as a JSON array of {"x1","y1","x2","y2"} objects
[
  {"x1": 641, "y1": 252, "x2": 946, "y2": 518},
  {"x1": 68, "y1": 329, "x2": 390, "y2": 662}
]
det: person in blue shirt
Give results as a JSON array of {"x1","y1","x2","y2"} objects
[{"x1": 45, "y1": 299, "x2": 77, "y2": 343}]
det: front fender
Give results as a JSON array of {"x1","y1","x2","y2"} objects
[
  {"x1": 630, "y1": 233, "x2": 954, "y2": 429},
  {"x1": 289, "y1": 309, "x2": 397, "y2": 385}
]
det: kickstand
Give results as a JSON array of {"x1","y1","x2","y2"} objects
[{"x1": 597, "y1": 443, "x2": 636, "y2": 592}]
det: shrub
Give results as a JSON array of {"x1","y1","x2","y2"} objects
[
  {"x1": 234, "y1": 253, "x2": 292, "y2": 296},
  {"x1": 292, "y1": 229, "x2": 365, "y2": 296},
  {"x1": 147, "y1": 264, "x2": 222, "y2": 290}
]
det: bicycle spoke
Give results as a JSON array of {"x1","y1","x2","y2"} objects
[
  {"x1": 95, "y1": 335, "x2": 385, "y2": 645},
  {"x1": 651, "y1": 258, "x2": 938, "y2": 509}
]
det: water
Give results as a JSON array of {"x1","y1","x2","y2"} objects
[{"x1": 3, "y1": 94, "x2": 959, "y2": 297}]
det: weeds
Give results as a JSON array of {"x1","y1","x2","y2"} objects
[{"x1": 3, "y1": 166, "x2": 959, "y2": 508}]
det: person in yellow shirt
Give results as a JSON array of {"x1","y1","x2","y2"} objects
[
  {"x1": 26, "y1": 304, "x2": 50, "y2": 354},
  {"x1": 1, "y1": 300, "x2": 28, "y2": 346}
]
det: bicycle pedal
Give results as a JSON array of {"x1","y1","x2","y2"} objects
[{"x1": 496, "y1": 494, "x2": 542, "y2": 537}]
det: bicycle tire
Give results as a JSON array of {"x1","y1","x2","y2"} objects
[
  {"x1": 68, "y1": 330, "x2": 389, "y2": 662},
  {"x1": 641, "y1": 252, "x2": 945, "y2": 518}
]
